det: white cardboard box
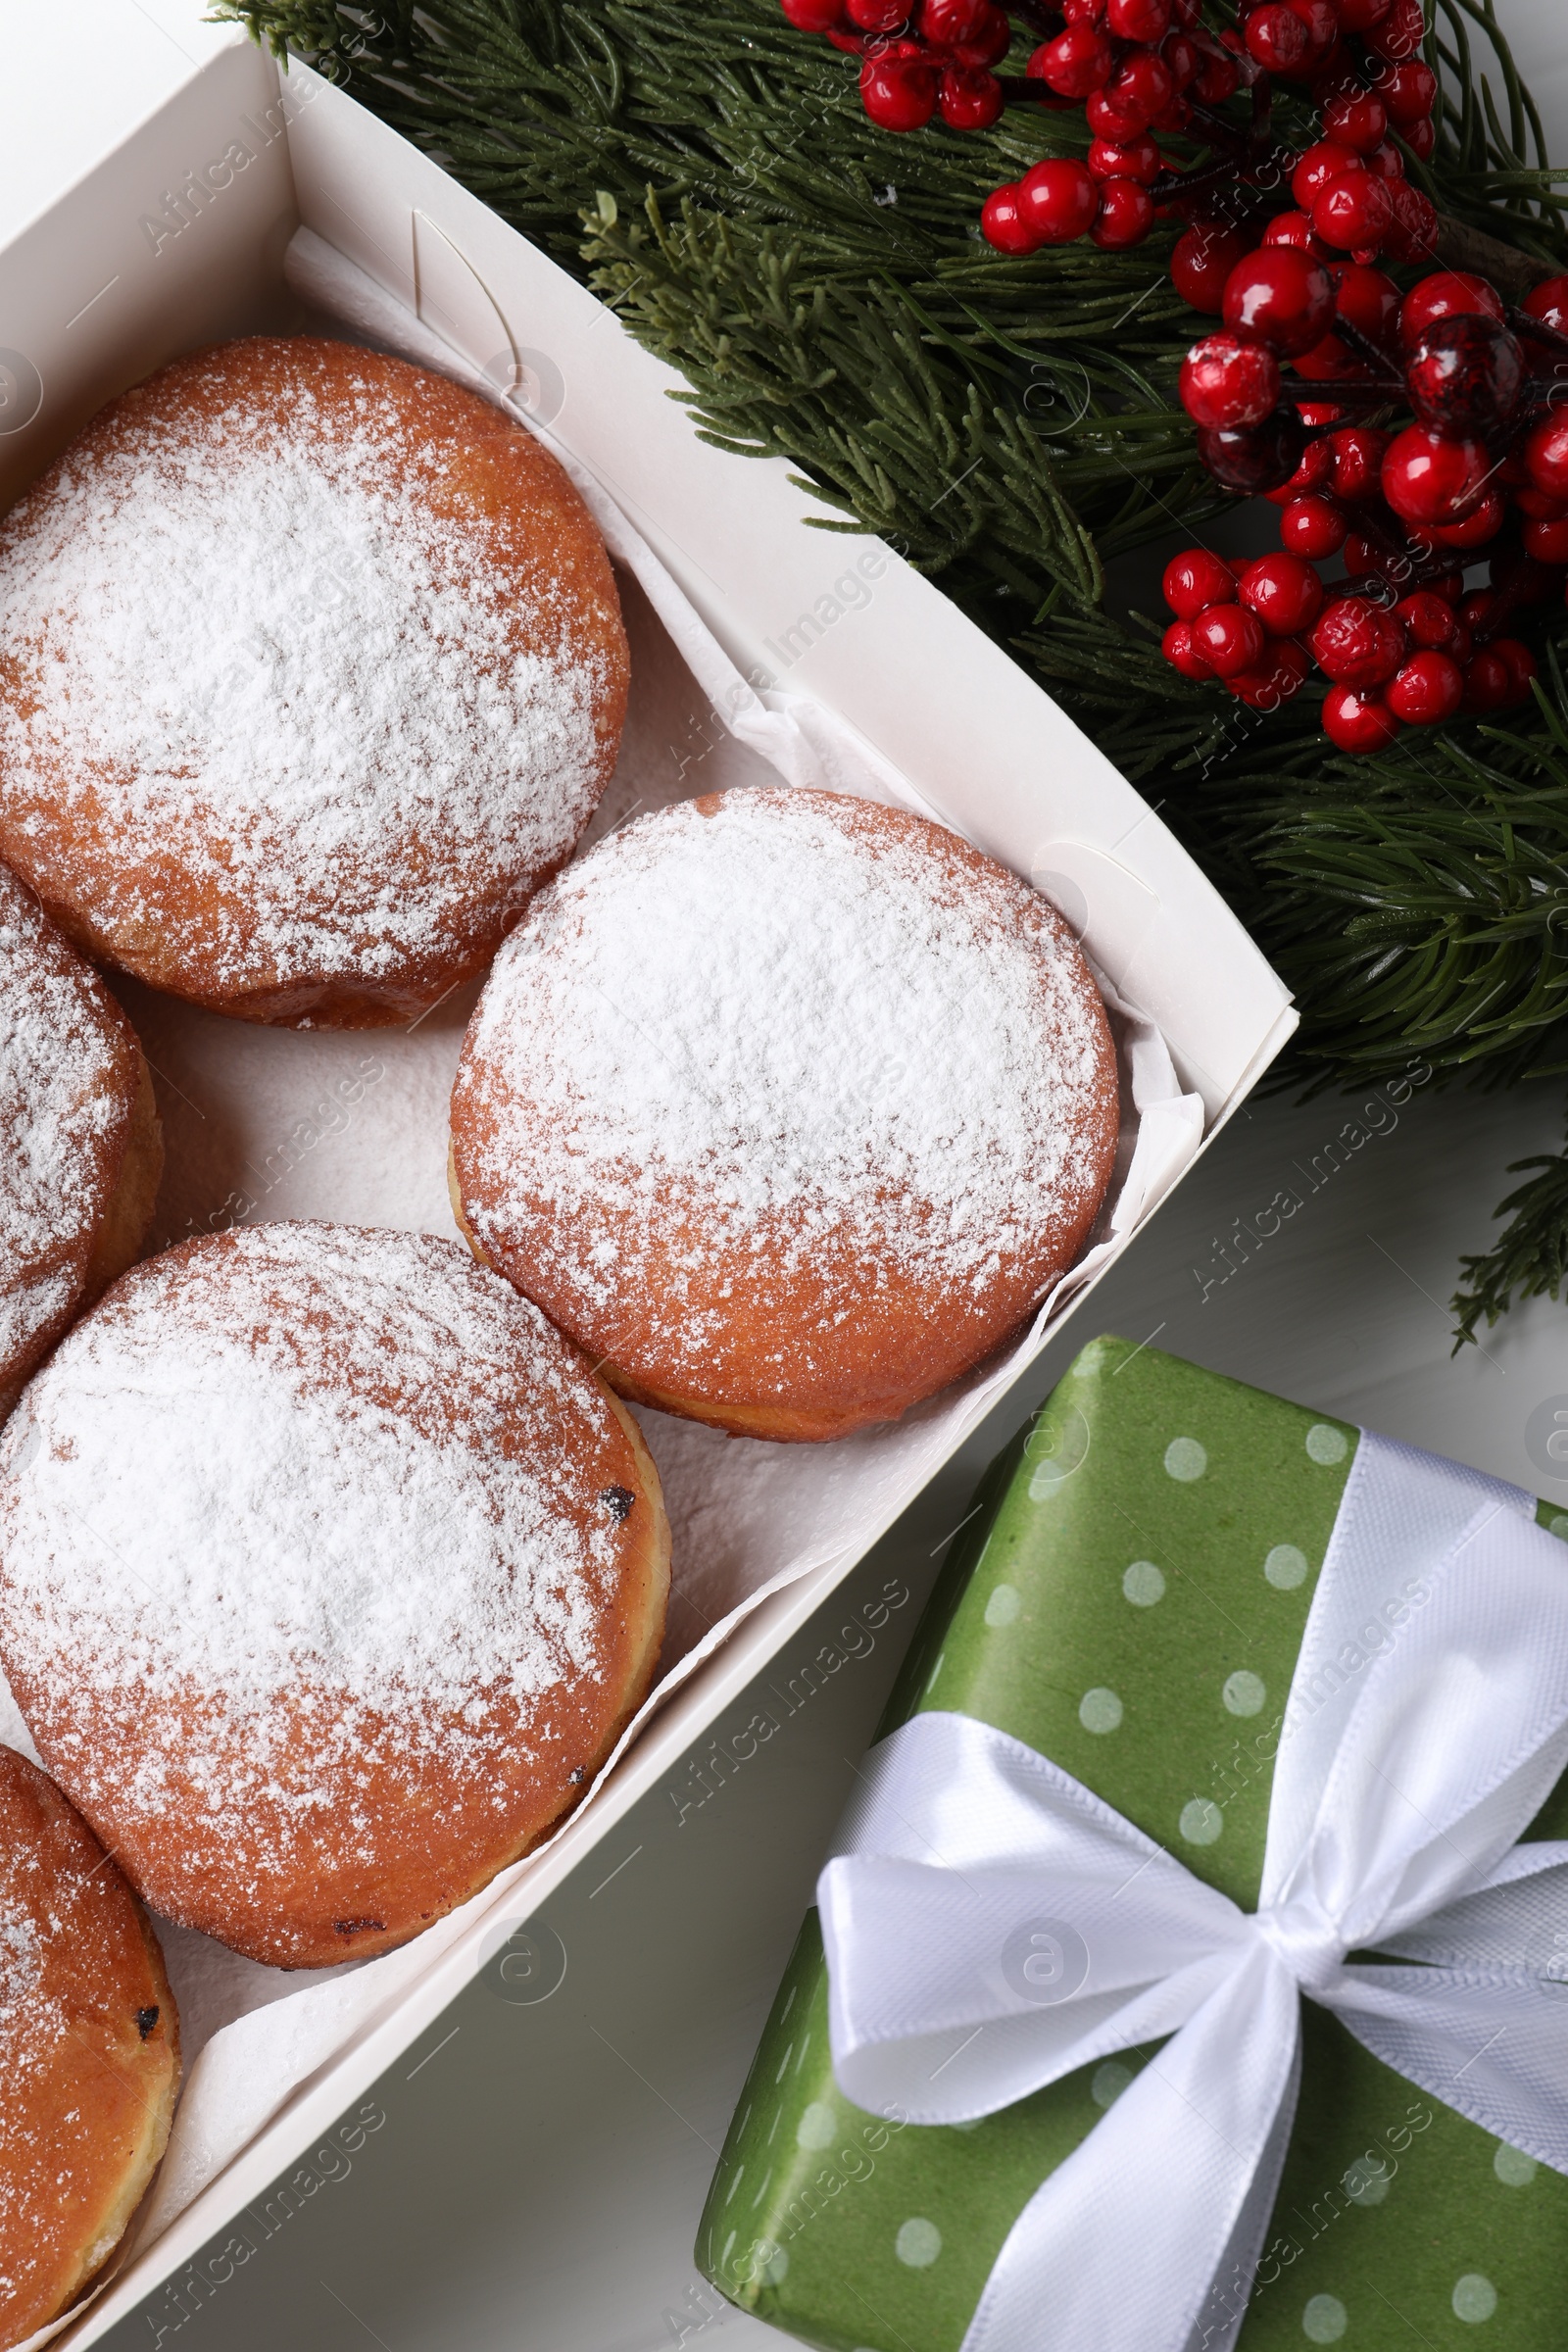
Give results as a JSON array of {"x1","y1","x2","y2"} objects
[{"x1": 0, "y1": 13, "x2": 1295, "y2": 2341}]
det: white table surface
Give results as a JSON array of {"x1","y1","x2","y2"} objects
[{"x1": 59, "y1": 2, "x2": 1567, "y2": 2343}]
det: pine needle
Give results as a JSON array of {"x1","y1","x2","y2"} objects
[{"x1": 1452, "y1": 1120, "x2": 1568, "y2": 1343}]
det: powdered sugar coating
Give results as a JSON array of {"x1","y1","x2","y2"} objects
[
  {"x1": 0, "y1": 1223, "x2": 666, "y2": 1964},
  {"x1": 452, "y1": 788, "x2": 1118, "y2": 1437},
  {"x1": 0, "y1": 865, "x2": 141, "y2": 1399},
  {"x1": 0, "y1": 338, "x2": 627, "y2": 1022}
]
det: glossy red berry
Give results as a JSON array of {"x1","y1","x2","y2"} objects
[
  {"x1": 980, "y1": 183, "x2": 1044, "y2": 254},
  {"x1": 917, "y1": 0, "x2": 990, "y2": 40},
  {"x1": 1367, "y1": 0, "x2": 1425, "y2": 60},
  {"x1": 1198, "y1": 408, "x2": 1306, "y2": 493},
  {"x1": 1364, "y1": 138, "x2": 1406, "y2": 180},
  {"x1": 1292, "y1": 140, "x2": 1361, "y2": 211},
  {"x1": 1192, "y1": 603, "x2": 1266, "y2": 678},
  {"x1": 1029, "y1": 25, "x2": 1115, "y2": 94},
  {"x1": 1523, "y1": 516, "x2": 1568, "y2": 564},
  {"x1": 1387, "y1": 650, "x2": 1462, "y2": 723},
  {"x1": 1461, "y1": 648, "x2": 1514, "y2": 714},
  {"x1": 1171, "y1": 223, "x2": 1251, "y2": 313},
  {"x1": 1273, "y1": 439, "x2": 1336, "y2": 501},
  {"x1": 1289, "y1": 0, "x2": 1339, "y2": 56},
  {"x1": 1238, "y1": 551, "x2": 1324, "y2": 635},
  {"x1": 1395, "y1": 591, "x2": 1459, "y2": 649},
  {"x1": 1093, "y1": 178, "x2": 1156, "y2": 247},
  {"x1": 1382, "y1": 425, "x2": 1491, "y2": 526},
  {"x1": 1457, "y1": 588, "x2": 1504, "y2": 639},
  {"x1": 1524, "y1": 414, "x2": 1568, "y2": 502},
  {"x1": 1281, "y1": 493, "x2": 1348, "y2": 557},
  {"x1": 1326, "y1": 426, "x2": 1388, "y2": 503},
  {"x1": 1163, "y1": 547, "x2": 1236, "y2": 616},
  {"x1": 1375, "y1": 57, "x2": 1438, "y2": 121},
  {"x1": 951, "y1": 5, "x2": 1011, "y2": 65},
  {"x1": 939, "y1": 65, "x2": 1004, "y2": 125},
  {"x1": 1162, "y1": 618, "x2": 1214, "y2": 678},
  {"x1": 1180, "y1": 333, "x2": 1281, "y2": 429},
  {"x1": 1338, "y1": 0, "x2": 1393, "y2": 27},
  {"x1": 1494, "y1": 639, "x2": 1538, "y2": 703},
  {"x1": 1402, "y1": 117, "x2": 1437, "y2": 161},
  {"x1": 1223, "y1": 249, "x2": 1335, "y2": 356},
  {"x1": 1087, "y1": 50, "x2": 1173, "y2": 136},
  {"x1": 781, "y1": 0, "x2": 848, "y2": 30},
  {"x1": 1312, "y1": 171, "x2": 1394, "y2": 253},
  {"x1": 1310, "y1": 596, "x2": 1406, "y2": 686},
  {"x1": 1295, "y1": 330, "x2": 1359, "y2": 381},
  {"x1": 1087, "y1": 134, "x2": 1161, "y2": 184},
  {"x1": 859, "y1": 55, "x2": 938, "y2": 126},
  {"x1": 1160, "y1": 32, "x2": 1200, "y2": 89},
  {"x1": 1106, "y1": 0, "x2": 1170, "y2": 35},
  {"x1": 1421, "y1": 489, "x2": 1505, "y2": 549},
  {"x1": 1225, "y1": 637, "x2": 1312, "y2": 708},
  {"x1": 1018, "y1": 158, "x2": 1101, "y2": 243},
  {"x1": 1191, "y1": 47, "x2": 1239, "y2": 101},
  {"x1": 1262, "y1": 211, "x2": 1329, "y2": 258},
  {"x1": 1342, "y1": 532, "x2": 1387, "y2": 580},
  {"x1": 1321, "y1": 90, "x2": 1389, "y2": 152},
  {"x1": 1382, "y1": 183, "x2": 1439, "y2": 265},
  {"x1": 1322, "y1": 684, "x2": 1402, "y2": 752},
  {"x1": 1246, "y1": 3, "x2": 1309, "y2": 73},
  {"x1": 848, "y1": 0, "x2": 908, "y2": 27},
  {"x1": 1522, "y1": 275, "x2": 1568, "y2": 339},
  {"x1": 1332, "y1": 263, "x2": 1401, "y2": 353},
  {"x1": 1406, "y1": 316, "x2": 1524, "y2": 436},
  {"x1": 1398, "y1": 271, "x2": 1505, "y2": 350}
]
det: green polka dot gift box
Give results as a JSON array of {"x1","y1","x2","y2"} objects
[{"x1": 696, "y1": 1336, "x2": 1568, "y2": 2352}]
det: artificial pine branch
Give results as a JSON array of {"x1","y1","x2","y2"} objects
[
  {"x1": 1451, "y1": 1113, "x2": 1568, "y2": 1342},
  {"x1": 1200, "y1": 638, "x2": 1568, "y2": 1091}
]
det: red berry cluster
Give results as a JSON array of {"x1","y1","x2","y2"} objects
[
  {"x1": 777, "y1": 0, "x2": 1567, "y2": 752},
  {"x1": 1166, "y1": 266, "x2": 1568, "y2": 747},
  {"x1": 781, "y1": 0, "x2": 1015, "y2": 134}
]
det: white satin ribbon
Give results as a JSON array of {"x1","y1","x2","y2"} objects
[{"x1": 817, "y1": 1429, "x2": 1568, "y2": 2352}]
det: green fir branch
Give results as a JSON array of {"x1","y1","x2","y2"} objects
[{"x1": 1451, "y1": 1115, "x2": 1568, "y2": 1343}]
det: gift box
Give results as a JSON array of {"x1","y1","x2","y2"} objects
[{"x1": 697, "y1": 1335, "x2": 1568, "y2": 2351}]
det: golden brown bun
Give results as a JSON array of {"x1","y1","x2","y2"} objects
[
  {"x1": 0, "y1": 865, "x2": 164, "y2": 1418},
  {"x1": 0, "y1": 336, "x2": 629, "y2": 1027},
  {"x1": 0, "y1": 1744, "x2": 178, "y2": 2350},
  {"x1": 450, "y1": 788, "x2": 1120, "y2": 1443},
  {"x1": 0, "y1": 1223, "x2": 669, "y2": 1968}
]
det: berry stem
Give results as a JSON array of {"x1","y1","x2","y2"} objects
[{"x1": 1276, "y1": 376, "x2": 1404, "y2": 405}]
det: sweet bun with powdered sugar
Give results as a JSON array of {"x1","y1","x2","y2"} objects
[
  {"x1": 0, "y1": 336, "x2": 628, "y2": 1027},
  {"x1": 0, "y1": 1222, "x2": 669, "y2": 1968},
  {"x1": 0, "y1": 864, "x2": 163, "y2": 1418},
  {"x1": 0, "y1": 1744, "x2": 178, "y2": 2349},
  {"x1": 449, "y1": 787, "x2": 1119, "y2": 1443}
]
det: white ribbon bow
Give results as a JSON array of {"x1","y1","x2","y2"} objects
[{"x1": 818, "y1": 1430, "x2": 1568, "y2": 2352}]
